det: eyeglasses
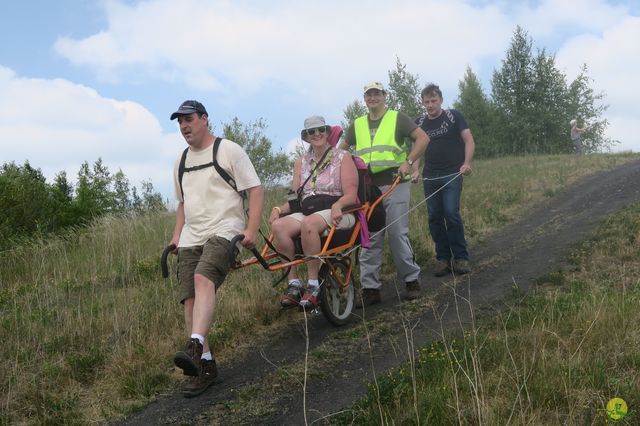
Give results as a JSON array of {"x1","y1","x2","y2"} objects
[
  {"x1": 365, "y1": 90, "x2": 384, "y2": 97},
  {"x1": 303, "y1": 127, "x2": 327, "y2": 137}
]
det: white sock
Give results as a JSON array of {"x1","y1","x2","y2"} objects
[
  {"x1": 307, "y1": 279, "x2": 319, "y2": 289},
  {"x1": 289, "y1": 279, "x2": 302, "y2": 287},
  {"x1": 190, "y1": 333, "x2": 205, "y2": 345},
  {"x1": 201, "y1": 351, "x2": 213, "y2": 361}
]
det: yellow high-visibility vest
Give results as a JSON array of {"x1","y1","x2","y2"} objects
[{"x1": 354, "y1": 110, "x2": 407, "y2": 174}]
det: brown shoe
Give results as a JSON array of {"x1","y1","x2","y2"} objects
[
  {"x1": 182, "y1": 359, "x2": 218, "y2": 398},
  {"x1": 174, "y1": 338, "x2": 203, "y2": 377},
  {"x1": 434, "y1": 260, "x2": 451, "y2": 277},
  {"x1": 405, "y1": 280, "x2": 421, "y2": 300},
  {"x1": 453, "y1": 259, "x2": 471, "y2": 275},
  {"x1": 355, "y1": 288, "x2": 381, "y2": 308}
]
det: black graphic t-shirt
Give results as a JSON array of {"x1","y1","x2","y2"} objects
[{"x1": 416, "y1": 109, "x2": 468, "y2": 177}]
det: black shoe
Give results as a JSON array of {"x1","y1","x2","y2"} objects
[
  {"x1": 453, "y1": 259, "x2": 471, "y2": 275},
  {"x1": 405, "y1": 280, "x2": 421, "y2": 300},
  {"x1": 174, "y1": 338, "x2": 203, "y2": 377},
  {"x1": 182, "y1": 359, "x2": 218, "y2": 398},
  {"x1": 355, "y1": 288, "x2": 381, "y2": 308},
  {"x1": 434, "y1": 260, "x2": 451, "y2": 277}
]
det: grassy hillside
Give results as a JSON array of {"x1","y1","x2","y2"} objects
[
  {"x1": 0, "y1": 153, "x2": 638, "y2": 424},
  {"x1": 335, "y1": 199, "x2": 640, "y2": 425}
]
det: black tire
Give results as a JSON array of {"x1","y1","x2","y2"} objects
[{"x1": 319, "y1": 259, "x2": 355, "y2": 326}]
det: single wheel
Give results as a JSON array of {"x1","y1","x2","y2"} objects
[{"x1": 319, "y1": 259, "x2": 355, "y2": 326}]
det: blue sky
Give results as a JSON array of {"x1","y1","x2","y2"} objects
[{"x1": 1, "y1": 0, "x2": 638, "y2": 201}]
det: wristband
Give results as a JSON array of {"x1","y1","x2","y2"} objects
[{"x1": 272, "y1": 206, "x2": 282, "y2": 215}]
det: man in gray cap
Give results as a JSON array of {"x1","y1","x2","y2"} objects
[
  {"x1": 168, "y1": 100, "x2": 264, "y2": 397},
  {"x1": 341, "y1": 81, "x2": 429, "y2": 306}
]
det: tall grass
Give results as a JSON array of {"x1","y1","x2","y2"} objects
[{"x1": 0, "y1": 153, "x2": 638, "y2": 424}]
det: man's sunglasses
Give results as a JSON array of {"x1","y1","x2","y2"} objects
[{"x1": 303, "y1": 127, "x2": 327, "y2": 137}]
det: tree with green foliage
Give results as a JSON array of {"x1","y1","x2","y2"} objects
[
  {"x1": 491, "y1": 26, "x2": 614, "y2": 155},
  {"x1": 113, "y1": 170, "x2": 131, "y2": 213},
  {"x1": 0, "y1": 158, "x2": 166, "y2": 250},
  {"x1": 223, "y1": 117, "x2": 292, "y2": 187},
  {"x1": 50, "y1": 171, "x2": 75, "y2": 229},
  {"x1": 386, "y1": 56, "x2": 422, "y2": 120},
  {"x1": 491, "y1": 26, "x2": 537, "y2": 154},
  {"x1": 454, "y1": 66, "x2": 497, "y2": 157},
  {"x1": 0, "y1": 162, "x2": 56, "y2": 245},
  {"x1": 75, "y1": 159, "x2": 116, "y2": 221},
  {"x1": 528, "y1": 48, "x2": 572, "y2": 154},
  {"x1": 138, "y1": 180, "x2": 166, "y2": 213},
  {"x1": 566, "y1": 64, "x2": 616, "y2": 152},
  {"x1": 340, "y1": 99, "x2": 367, "y2": 133}
]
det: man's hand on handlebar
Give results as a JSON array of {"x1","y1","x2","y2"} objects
[
  {"x1": 239, "y1": 229, "x2": 257, "y2": 249},
  {"x1": 397, "y1": 161, "x2": 411, "y2": 179},
  {"x1": 169, "y1": 238, "x2": 179, "y2": 254}
]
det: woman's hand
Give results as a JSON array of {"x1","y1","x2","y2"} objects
[
  {"x1": 268, "y1": 206, "x2": 282, "y2": 226},
  {"x1": 330, "y1": 204, "x2": 343, "y2": 226}
]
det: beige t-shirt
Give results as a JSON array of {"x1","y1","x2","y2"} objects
[{"x1": 173, "y1": 138, "x2": 261, "y2": 246}]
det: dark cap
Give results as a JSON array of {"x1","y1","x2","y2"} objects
[{"x1": 170, "y1": 100, "x2": 208, "y2": 120}]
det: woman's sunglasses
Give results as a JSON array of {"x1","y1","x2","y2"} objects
[{"x1": 303, "y1": 127, "x2": 327, "y2": 137}]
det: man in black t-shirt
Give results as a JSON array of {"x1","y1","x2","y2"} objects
[{"x1": 416, "y1": 84, "x2": 475, "y2": 277}]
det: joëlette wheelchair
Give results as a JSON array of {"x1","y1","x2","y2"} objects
[
  {"x1": 161, "y1": 127, "x2": 402, "y2": 326},
  {"x1": 161, "y1": 174, "x2": 400, "y2": 326}
]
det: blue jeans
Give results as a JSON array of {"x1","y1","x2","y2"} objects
[{"x1": 423, "y1": 174, "x2": 468, "y2": 262}]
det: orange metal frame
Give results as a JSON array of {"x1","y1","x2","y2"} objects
[{"x1": 231, "y1": 176, "x2": 402, "y2": 291}]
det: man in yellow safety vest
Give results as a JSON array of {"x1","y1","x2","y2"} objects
[{"x1": 340, "y1": 81, "x2": 429, "y2": 306}]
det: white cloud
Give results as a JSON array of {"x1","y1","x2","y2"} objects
[
  {"x1": 2, "y1": 0, "x2": 637, "y2": 212},
  {"x1": 0, "y1": 66, "x2": 179, "y2": 197},
  {"x1": 53, "y1": 0, "x2": 511, "y2": 100}
]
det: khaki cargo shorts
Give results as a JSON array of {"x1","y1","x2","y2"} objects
[{"x1": 176, "y1": 235, "x2": 238, "y2": 304}]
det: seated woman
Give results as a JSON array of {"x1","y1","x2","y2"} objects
[{"x1": 268, "y1": 115, "x2": 358, "y2": 309}]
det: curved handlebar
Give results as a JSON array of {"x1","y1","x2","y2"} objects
[
  {"x1": 229, "y1": 234, "x2": 271, "y2": 270},
  {"x1": 161, "y1": 244, "x2": 177, "y2": 278},
  {"x1": 228, "y1": 234, "x2": 245, "y2": 268}
]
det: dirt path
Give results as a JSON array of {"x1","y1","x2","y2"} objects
[{"x1": 117, "y1": 160, "x2": 640, "y2": 425}]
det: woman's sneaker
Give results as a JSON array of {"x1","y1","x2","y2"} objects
[
  {"x1": 299, "y1": 286, "x2": 321, "y2": 310},
  {"x1": 280, "y1": 284, "x2": 302, "y2": 308}
]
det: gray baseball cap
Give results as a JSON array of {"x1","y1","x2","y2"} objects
[{"x1": 170, "y1": 100, "x2": 208, "y2": 120}]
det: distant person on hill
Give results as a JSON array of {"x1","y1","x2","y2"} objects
[
  {"x1": 268, "y1": 115, "x2": 358, "y2": 310},
  {"x1": 339, "y1": 81, "x2": 428, "y2": 306},
  {"x1": 570, "y1": 119, "x2": 587, "y2": 154},
  {"x1": 416, "y1": 84, "x2": 474, "y2": 277},
  {"x1": 168, "y1": 100, "x2": 264, "y2": 397}
]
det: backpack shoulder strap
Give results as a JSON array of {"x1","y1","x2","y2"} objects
[
  {"x1": 178, "y1": 147, "x2": 189, "y2": 200},
  {"x1": 212, "y1": 137, "x2": 246, "y2": 200}
]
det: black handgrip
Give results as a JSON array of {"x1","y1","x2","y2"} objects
[
  {"x1": 161, "y1": 244, "x2": 176, "y2": 278},
  {"x1": 229, "y1": 235, "x2": 245, "y2": 268},
  {"x1": 229, "y1": 234, "x2": 271, "y2": 270}
]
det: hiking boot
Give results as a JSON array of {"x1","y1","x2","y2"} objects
[
  {"x1": 453, "y1": 259, "x2": 471, "y2": 275},
  {"x1": 174, "y1": 338, "x2": 203, "y2": 377},
  {"x1": 299, "y1": 286, "x2": 321, "y2": 310},
  {"x1": 405, "y1": 280, "x2": 421, "y2": 300},
  {"x1": 280, "y1": 284, "x2": 302, "y2": 308},
  {"x1": 433, "y1": 260, "x2": 452, "y2": 277},
  {"x1": 355, "y1": 288, "x2": 381, "y2": 308},
  {"x1": 182, "y1": 359, "x2": 218, "y2": 398}
]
